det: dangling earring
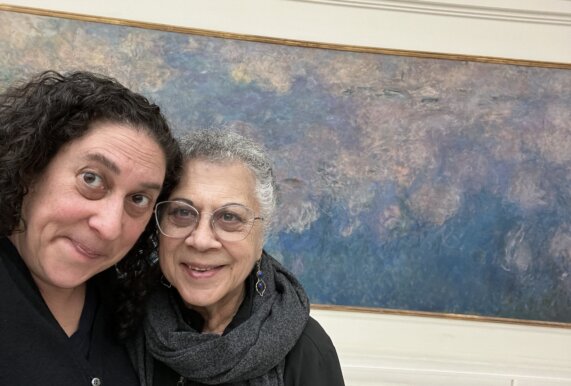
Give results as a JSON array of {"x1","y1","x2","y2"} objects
[
  {"x1": 150, "y1": 233, "x2": 159, "y2": 264},
  {"x1": 255, "y1": 259, "x2": 266, "y2": 297},
  {"x1": 160, "y1": 275, "x2": 172, "y2": 288}
]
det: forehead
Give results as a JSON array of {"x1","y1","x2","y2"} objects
[
  {"x1": 173, "y1": 159, "x2": 258, "y2": 208},
  {"x1": 45, "y1": 122, "x2": 167, "y2": 189},
  {"x1": 68, "y1": 122, "x2": 163, "y2": 166}
]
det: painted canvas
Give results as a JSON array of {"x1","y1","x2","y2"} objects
[{"x1": 1, "y1": 9, "x2": 570, "y2": 324}]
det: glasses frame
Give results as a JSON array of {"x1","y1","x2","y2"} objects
[{"x1": 154, "y1": 200, "x2": 264, "y2": 242}]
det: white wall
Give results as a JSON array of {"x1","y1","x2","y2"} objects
[
  {"x1": 312, "y1": 307, "x2": 571, "y2": 386},
  {"x1": 1, "y1": 0, "x2": 570, "y2": 63}
]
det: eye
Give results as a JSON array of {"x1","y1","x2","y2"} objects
[
  {"x1": 167, "y1": 203, "x2": 198, "y2": 227},
  {"x1": 169, "y1": 203, "x2": 197, "y2": 219},
  {"x1": 219, "y1": 211, "x2": 244, "y2": 224},
  {"x1": 77, "y1": 171, "x2": 106, "y2": 199},
  {"x1": 125, "y1": 193, "x2": 155, "y2": 218},
  {"x1": 130, "y1": 194, "x2": 152, "y2": 208},
  {"x1": 213, "y1": 208, "x2": 250, "y2": 233},
  {"x1": 81, "y1": 171, "x2": 104, "y2": 188},
  {"x1": 171, "y1": 207, "x2": 194, "y2": 218}
]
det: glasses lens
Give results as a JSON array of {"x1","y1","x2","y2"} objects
[
  {"x1": 156, "y1": 201, "x2": 198, "y2": 238},
  {"x1": 212, "y1": 204, "x2": 255, "y2": 241}
]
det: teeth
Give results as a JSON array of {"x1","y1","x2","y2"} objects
[{"x1": 191, "y1": 266, "x2": 211, "y2": 272}]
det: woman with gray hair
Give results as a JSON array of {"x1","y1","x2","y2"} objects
[{"x1": 130, "y1": 129, "x2": 344, "y2": 385}]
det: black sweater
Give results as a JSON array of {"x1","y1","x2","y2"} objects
[{"x1": 0, "y1": 237, "x2": 138, "y2": 386}]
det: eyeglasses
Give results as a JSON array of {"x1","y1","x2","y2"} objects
[{"x1": 154, "y1": 200, "x2": 264, "y2": 242}]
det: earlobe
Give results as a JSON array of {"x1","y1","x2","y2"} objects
[{"x1": 17, "y1": 217, "x2": 27, "y2": 233}]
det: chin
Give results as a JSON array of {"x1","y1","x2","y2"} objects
[
  {"x1": 179, "y1": 289, "x2": 217, "y2": 309},
  {"x1": 46, "y1": 267, "x2": 98, "y2": 289}
]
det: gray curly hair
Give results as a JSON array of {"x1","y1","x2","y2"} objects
[{"x1": 178, "y1": 129, "x2": 277, "y2": 233}]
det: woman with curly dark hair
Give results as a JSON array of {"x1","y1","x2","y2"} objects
[{"x1": 0, "y1": 70, "x2": 181, "y2": 385}]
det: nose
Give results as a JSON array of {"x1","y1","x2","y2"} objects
[
  {"x1": 184, "y1": 215, "x2": 222, "y2": 251},
  {"x1": 88, "y1": 198, "x2": 124, "y2": 241}
]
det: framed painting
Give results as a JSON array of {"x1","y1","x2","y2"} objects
[{"x1": 1, "y1": 5, "x2": 570, "y2": 326}]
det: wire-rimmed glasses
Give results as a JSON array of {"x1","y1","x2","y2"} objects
[{"x1": 155, "y1": 200, "x2": 264, "y2": 242}]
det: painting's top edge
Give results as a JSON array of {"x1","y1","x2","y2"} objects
[
  {"x1": 1, "y1": 4, "x2": 570, "y2": 70},
  {"x1": 312, "y1": 304, "x2": 571, "y2": 329}
]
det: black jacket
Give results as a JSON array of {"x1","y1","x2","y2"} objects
[
  {"x1": 0, "y1": 237, "x2": 138, "y2": 386},
  {"x1": 283, "y1": 316, "x2": 346, "y2": 386}
]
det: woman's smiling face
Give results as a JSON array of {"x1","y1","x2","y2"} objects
[
  {"x1": 159, "y1": 159, "x2": 264, "y2": 317},
  {"x1": 9, "y1": 121, "x2": 166, "y2": 293}
]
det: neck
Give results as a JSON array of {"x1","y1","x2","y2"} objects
[
  {"x1": 36, "y1": 281, "x2": 86, "y2": 337},
  {"x1": 192, "y1": 284, "x2": 246, "y2": 335}
]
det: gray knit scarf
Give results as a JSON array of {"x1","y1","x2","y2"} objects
[{"x1": 136, "y1": 252, "x2": 309, "y2": 386}]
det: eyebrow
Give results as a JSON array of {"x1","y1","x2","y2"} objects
[
  {"x1": 85, "y1": 152, "x2": 163, "y2": 191},
  {"x1": 86, "y1": 153, "x2": 120, "y2": 174},
  {"x1": 171, "y1": 197, "x2": 194, "y2": 206},
  {"x1": 169, "y1": 198, "x2": 249, "y2": 209}
]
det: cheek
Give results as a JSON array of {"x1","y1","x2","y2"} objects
[
  {"x1": 124, "y1": 220, "x2": 148, "y2": 243},
  {"x1": 158, "y1": 256, "x2": 169, "y2": 277},
  {"x1": 232, "y1": 242, "x2": 260, "y2": 274},
  {"x1": 158, "y1": 239, "x2": 178, "y2": 272},
  {"x1": 158, "y1": 236, "x2": 177, "y2": 256},
  {"x1": 158, "y1": 249, "x2": 179, "y2": 285},
  {"x1": 22, "y1": 185, "x2": 89, "y2": 232},
  {"x1": 24, "y1": 201, "x2": 79, "y2": 234}
]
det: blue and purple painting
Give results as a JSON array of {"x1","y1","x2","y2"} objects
[{"x1": 1, "y1": 9, "x2": 570, "y2": 323}]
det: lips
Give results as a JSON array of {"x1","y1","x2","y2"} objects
[
  {"x1": 181, "y1": 262, "x2": 224, "y2": 279},
  {"x1": 69, "y1": 238, "x2": 106, "y2": 259}
]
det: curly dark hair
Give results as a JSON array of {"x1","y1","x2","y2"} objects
[{"x1": 0, "y1": 70, "x2": 182, "y2": 339}]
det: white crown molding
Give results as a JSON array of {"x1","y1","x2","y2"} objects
[
  {"x1": 2, "y1": 0, "x2": 570, "y2": 63},
  {"x1": 289, "y1": 0, "x2": 571, "y2": 25}
]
